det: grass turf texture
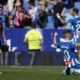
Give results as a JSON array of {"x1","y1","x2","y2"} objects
[{"x1": 0, "y1": 66, "x2": 80, "y2": 80}]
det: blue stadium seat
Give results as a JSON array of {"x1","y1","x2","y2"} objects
[
  {"x1": 46, "y1": 22, "x2": 54, "y2": 29},
  {"x1": 74, "y1": 2, "x2": 80, "y2": 9},
  {"x1": 64, "y1": 9, "x2": 70, "y2": 14},
  {"x1": 74, "y1": 2, "x2": 80, "y2": 16},
  {"x1": 47, "y1": 3, "x2": 53, "y2": 9},
  {"x1": 48, "y1": 16, "x2": 53, "y2": 23}
]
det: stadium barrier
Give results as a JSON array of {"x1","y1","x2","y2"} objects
[
  {"x1": 0, "y1": 52, "x2": 64, "y2": 66},
  {"x1": 1, "y1": 29, "x2": 72, "y2": 52},
  {"x1": 0, "y1": 29, "x2": 73, "y2": 66}
]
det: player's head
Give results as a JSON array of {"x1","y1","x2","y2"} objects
[
  {"x1": 64, "y1": 30, "x2": 72, "y2": 40},
  {"x1": 70, "y1": 8, "x2": 79, "y2": 16}
]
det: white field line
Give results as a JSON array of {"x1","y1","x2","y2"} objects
[{"x1": 10, "y1": 66, "x2": 32, "y2": 68}]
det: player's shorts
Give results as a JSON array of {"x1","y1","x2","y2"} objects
[{"x1": 64, "y1": 58, "x2": 76, "y2": 68}]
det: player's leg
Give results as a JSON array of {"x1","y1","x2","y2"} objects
[
  {"x1": 0, "y1": 49, "x2": 2, "y2": 55},
  {"x1": 62, "y1": 68, "x2": 75, "y2": 75},
  {"x1": 77, "y1": 50, "x2": 80, "y2": 62},
  {"x1": 76, "y1": 38, "x2": 80, "y2": 62},
  {"x1": 66, "y1": 68, "x2": 70, "y2": 75},
  {"x1": 62, "y1": 63, "x2": 71, "y2": 75},
  {"x1": 62, "y1": 60, "x2": 75, "y2": 75},
  {"x1": 72, "y1": 63, "x2": 80, "y2": 73},
  {"x1": 0, "y1": 41, "x2": 2, "y2": 55}
]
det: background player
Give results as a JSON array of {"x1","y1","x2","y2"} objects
[
  {"x1": 0, "y1": 18, "x2": 7, "y2": 54},
  {"x1": 54, "y1": 30, "x2": 80, "y2": 75},
  {"x1": 56, "y1": 8, "x2": 80, "y2": 61}
]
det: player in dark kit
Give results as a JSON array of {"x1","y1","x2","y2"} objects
[{"x1": 0, "y1": 18, "x2": 7, "y2": 54}]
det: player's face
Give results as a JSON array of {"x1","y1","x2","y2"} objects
[
  {"x1": 68, "y1": 33, "x2": 72, "y2": 40},
  {"x1": 65, "y1": 33, "x2": 72, "y2": 40}
]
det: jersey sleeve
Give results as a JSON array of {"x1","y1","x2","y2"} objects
[
  {"x1": 68, "y1": 19, "x2": 74, "y2": 23},
  {"x1": 40, "y1": 33, "x2": 43, "y2": 39},
  {"x1": 25, "y1": 32, "x2": 28, "y2": 38},
  {"x1": 56, "y1": 43, "x2": 61, "y2": 48},
  {"x1": 70, "y1": 42, "x2": 76, "y2": 48}
]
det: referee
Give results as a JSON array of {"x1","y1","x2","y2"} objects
[
  {"x1": 24, "y1": 23, "x2": 44, "y2": 65},
  {"x1": 0, "y1": 18, "x2": 7, "y2": 54}
]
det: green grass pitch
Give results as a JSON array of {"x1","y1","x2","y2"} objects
[{"x1": 0, "y1": 66, "x2": 80, "y2": 80}]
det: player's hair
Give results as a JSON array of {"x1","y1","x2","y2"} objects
[
  {"x1": 64, "y1": 30, "x2": 71, "y2": 37},
  {"x1": 73, "y1": 8, "x2": 79, "y2": 14}
]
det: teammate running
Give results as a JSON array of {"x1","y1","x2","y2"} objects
[{"x1": 56, "y1": 8, "x2": 80, "y2": 57}]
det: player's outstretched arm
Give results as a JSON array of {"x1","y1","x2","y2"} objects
[
  {"x1": 61, "y1": 7, "x2": 67, "y2": 17},
  {"x1": 54, "y1": 32, "x2": 58, "y2": 46},
  {"x1": 56, "y1": 13, "x2": 68, "y2": 24}
]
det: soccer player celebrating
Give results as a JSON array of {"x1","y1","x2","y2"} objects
[
  {"x1": 0, "y1": 18, "x2": 7, "y2": 54},
  {"x1": 56, "y1": 8, "x2": 80, "y2": 61},
  {"x1": 54, "y1": 30, "x2": 80, "y2": 75}
]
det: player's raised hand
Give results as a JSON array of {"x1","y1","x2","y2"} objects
[
  {"x1": 63, "y1": 7, "x2": 66, "y2": 11},
  {"x1": 54, "y1": 32, "x2": 58, "y2": 36}
]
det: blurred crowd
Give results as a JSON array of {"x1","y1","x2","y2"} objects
[{"x1": 0, "y1": 0, "x2": 80, "y2": 29}]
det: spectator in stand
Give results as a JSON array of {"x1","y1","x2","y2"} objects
[
  {"x1": 14, "y1": 0, "x2": 22, "y2": 7},
  {"x1": 13, "y1": 2, "x2": 31, "y2": 28},
  {"x1": 28, "y1": 1, "x2": 39, "y2": 24},
  {"x1": 7, "y1": 13, "x2": 14, "y2": 28},
  {"x1": 46, "y1": 0, "x2": 65, "y2": 29},
  {"x1": 37, "y1": 1, "x2": 52, "y2": 28},
  {"x1": 8, "y1": 0, "x2": 14, "y2": 12},
  {"x1": 14, "y1": 6, "x2": 23, "y2": 28}
]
